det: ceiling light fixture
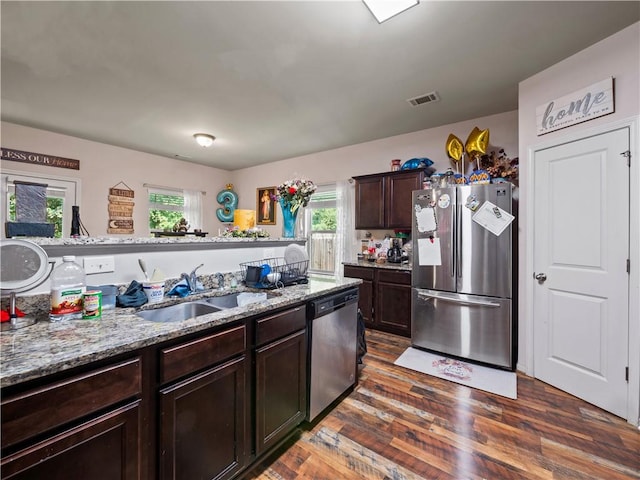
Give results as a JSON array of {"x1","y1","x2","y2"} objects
[
  {"x1": 363, "y1": 0, "x2": 419, "y2": 23},
  {"x1": 193, "y1": 133, "x2": 216, "y2": 147}
]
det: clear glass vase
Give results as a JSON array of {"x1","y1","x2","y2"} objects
[{"x1": 279, "y1": 199, "x2": 298, "y2": 238}]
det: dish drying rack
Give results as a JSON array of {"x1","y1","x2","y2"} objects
[{"x1": 240, "y1": 257, "x2": 309, "y2": 289}]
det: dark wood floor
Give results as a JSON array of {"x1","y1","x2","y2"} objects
[{"x1": 248, "y1": 329, "x2": 640, "y2": 480}]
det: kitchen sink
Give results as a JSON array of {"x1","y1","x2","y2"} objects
[
  {"x1": 203, "y1": 291, "x2": 277, "y2": 309},
  {"x1": 136, "y1": 301, "x2": 222, "y2": 323}
]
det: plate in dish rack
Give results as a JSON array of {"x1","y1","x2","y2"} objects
[{"x1": 284, "y1": 244, "x2": 309, "y2": 274}]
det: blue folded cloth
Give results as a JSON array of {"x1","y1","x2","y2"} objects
[
  {"x1": 167, "y1": 278, "x2": 205, "y2": 297},
  {"x1": 116, "y1": 280, "x2": 148, "y2": 307}
]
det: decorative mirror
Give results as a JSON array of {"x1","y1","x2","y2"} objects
[{"x1": 1, "y1": 239, "x2": 54, "y2": 330}]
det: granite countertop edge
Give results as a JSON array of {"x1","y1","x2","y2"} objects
[
  {"x1": 343, "y1": 260, "x2": 412, "y2": 271},
  {"x1": 0, "y1": 277, "x2": 361, "y2": 388}
]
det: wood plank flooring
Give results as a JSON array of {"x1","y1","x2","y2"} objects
[{"x1": 246, "y1": 330, "x2": 640, "y2": 480}]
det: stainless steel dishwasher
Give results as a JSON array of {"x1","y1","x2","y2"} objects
[{"x1": 307, "y1": 288, "x2": 359, "y2": 421}]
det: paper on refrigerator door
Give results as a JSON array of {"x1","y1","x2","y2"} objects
[
  {"x1": 417, "y1": 238, "x2": 442, "y2": 265},
  {"x1": 415, "y1": 206, "x2": 437, "y2": 232},
  {"x1": 472, "y1": 201, "x2": 514, "y2": 236}
]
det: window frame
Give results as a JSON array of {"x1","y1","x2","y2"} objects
[
  {"x1": 147, "y1": 186, "x2": 186, "y2": 233},
  {"x1": 2, "y1": 169, "x2": 80, "y2": 239},
  {"x1": 303, "y1": 184, "x2": 338, "y2": 276}
]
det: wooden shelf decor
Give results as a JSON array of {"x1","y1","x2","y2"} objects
[{"x1": 107, "y1": 181, "x2": 134, "y2": 235}]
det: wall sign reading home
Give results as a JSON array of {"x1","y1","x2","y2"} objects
[
  {"x1": 1, "y1": 147, "x2": 80, "y2": 170},
  {"x1": 536, "y1": 77, "x2": 614, "y2": 136}
]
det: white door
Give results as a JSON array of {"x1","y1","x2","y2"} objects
[{"x1": 533, "y1": 127, "x2": 630, "y2": 418}]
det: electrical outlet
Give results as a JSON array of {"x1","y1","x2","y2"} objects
[
  {"x1": 84, "y1": 256, "x2": 115, "y2": 274},
  {"x1": 263, "y1": 248, "x2": 276, "y2": 259}
]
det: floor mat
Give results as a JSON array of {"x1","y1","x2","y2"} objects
[{"x1": 394, "y1": 347, "x2": 517, "y2": 399}]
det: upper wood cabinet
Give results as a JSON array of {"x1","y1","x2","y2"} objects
[{"x1": 354, "y1": 169, "x2": 426, "y2": 229}]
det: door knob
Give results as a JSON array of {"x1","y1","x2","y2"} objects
[{"x1": 535, "y1": 273, "x2": 547, "y2": 283}]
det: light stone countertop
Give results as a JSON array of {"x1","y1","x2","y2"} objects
[
  {"x1": 0, "y1": 276, "x2": 360, "y2": 388},
  {"x1": 22, "y1": 236, "x2": 301, "y2": 246},
  {"x1": 343, "y1": 260, "x2": 412, "y2": 271},
  {"x1": 20, "y1": 235, "x2": 305, "y2": 256}
]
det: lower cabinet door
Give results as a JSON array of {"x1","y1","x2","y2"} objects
[
  {"x1": 343, "y1": 266, "x2": 374, "y2": 328},
  {"x1": 376, "y1": 280, "x2": 412, "y2": 336},
  {"x1": 255, "y1": 329, "x2": 307, "y2": 455},
  {"x1": 1, "y1": 401, "x2": 140, "y2": 480},
  {"x1": 159, "y1": 356, "x2": 248, "y2": 480}
]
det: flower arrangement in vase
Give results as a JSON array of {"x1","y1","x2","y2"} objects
[
  {"x1": 479, "y1": 149, "x2": 519, "y2": 183},
  {"x1": 273, "y1": 178, "x2": 317, "y2": 237}
]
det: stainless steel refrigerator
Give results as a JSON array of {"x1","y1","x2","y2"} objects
[{"x1": 411, "y1": 183, "x2": 516, "y2": 370}]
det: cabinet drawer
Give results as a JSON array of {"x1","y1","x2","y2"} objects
[
  {"x1": 344, "y1": 265, "x2": 374, "y2": 281},
  {"x1": 256, "y1": 306, "x2": 306, "y2": 347},
  {"x1": 1, "y1": 401, "x2": 140, "y2": 480},
  {"x1": 1, "y1": 357, "x2": 141, "y2": 449},
  {"x1": 160, "y1": 324, "x2": 246, "y2": 385},
  {"x1": 377, "y1": 269, "x2": 411, "y2": 285}
]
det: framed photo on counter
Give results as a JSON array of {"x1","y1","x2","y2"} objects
[{"x1": 256, "y1": 187, "x2": 276, "y2": 225}]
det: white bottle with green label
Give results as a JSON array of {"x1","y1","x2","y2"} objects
[{"x1": 49, "y1": 255, "x2": 86, "y2": 321}]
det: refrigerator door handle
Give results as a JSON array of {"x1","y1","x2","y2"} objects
[
  {"x1": 456, "y1": 202, "x2": 462, "y2": 278},
  {"x1": 417, "y1": 291, "x2": 501, "y2": 308},
  {"x1": 451, "y1": 201, "x2": 456, "y2": 278}
]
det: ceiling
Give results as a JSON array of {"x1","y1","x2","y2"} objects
[{"x1": 2, "y1": 2, "x2": 638, "y2": 171}]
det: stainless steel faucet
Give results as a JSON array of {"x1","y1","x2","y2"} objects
[
  {"x1": 215, "y1": 272, "x2": 225, "y2": 291},
  {"x1": 181, "y1": 263, "x2": 204, "y2": 293}
]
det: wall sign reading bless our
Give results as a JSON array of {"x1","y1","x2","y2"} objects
[
  {"x1": 1, "y1": 147, "x2": 80, "y2": 170},
  {"x1": 536, "y1": 77, "x2": 614, "y2": 136}
]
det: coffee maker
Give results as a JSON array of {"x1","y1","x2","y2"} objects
[{"x1": 387, "y1": 238, "x2": 403, "y2": 263}]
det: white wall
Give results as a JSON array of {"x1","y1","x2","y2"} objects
[
  {"x1": 0, "y1": 122, "x2": 232, "y2": 237},
  {"x1": 2, "y1": 112, "x2": 518, "y2": 241},
  {"x1": 229, "y1": 110, "x2": 519, "y2": 237},
  {"x1": 518, "y1": 22, "x2": 640, "y2": 423},
  {"x1": 27, "y1": 244, "x2": 291, "y2": 295}
]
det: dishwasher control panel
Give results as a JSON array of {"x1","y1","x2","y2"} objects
[{"x1": 308, "y1": 288, "x2": 359, "y2": 318}]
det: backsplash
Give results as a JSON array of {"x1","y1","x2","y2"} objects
[{"x1": 1, "y1": 272, "x2": 243, "y2": 322}]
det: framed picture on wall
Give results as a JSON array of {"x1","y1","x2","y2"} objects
[{"x1": 256, "y1": 187, "x2": 277, "y2": 225}]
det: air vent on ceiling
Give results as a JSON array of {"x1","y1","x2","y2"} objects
[{"x1": 407, "y1": 91, "x2": 440, "y2": 107}]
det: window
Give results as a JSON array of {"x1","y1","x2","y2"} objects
[
  {"x1": 147, "y1": 187, "x2": 203, "y2": 233},
  {"x1": 148, "y1": 188, "x2": 185, "y2": 232},
  {"x1": 2, "y1": 171, "x2": 79, "y2": 239},
  {"x1": 304, "y1": 186, "x2": 337, "y2": 275}
]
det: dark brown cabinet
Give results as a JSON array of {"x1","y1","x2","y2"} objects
[
  {"x1": 354, "y1": 175, "x2": 385, "y2": 229},
  {"x1": 1, "y1": 358, "x2": 142, "y2": 479},
  {"x1": 1, "y1": 295, "x2": 335, "y2": 480},
  {"x1": 353, "y1": 170, "x2": 425, "y2": 229},
  {"x1": 255, "y1": 307, "x2": 307, "y2": 455},
  {"x1": 159, "y1": 356, "x2": 247, "y2": 480},
  {"x1": 1, "y1": 402, "x2": 140, "y2": 480},
  {"x1": 386, "y1": 172, "x2": 424, "y2": 228},
  {"x1": 343, "y1": 265, "x2": 374, "y2": 327},
  {"x1": 375, "y1": 269, "x2": 412, "y2": 336},
  {"x1": 158, "y1": 324, "x2": 248, "y2": 480},
  {"x1": 2, "y1": 401, "x2": 140, "y2": 480},
  {"x1": 344, "y1": 265, "x2": 412, "y2": 337}
]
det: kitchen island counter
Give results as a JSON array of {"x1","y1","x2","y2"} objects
[{"x1": 0, "y1": 276, "x2": 360, "y2": 388}]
